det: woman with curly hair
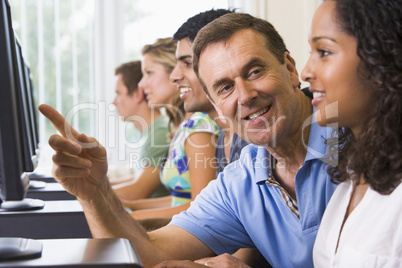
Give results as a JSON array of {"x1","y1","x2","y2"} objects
[{"x1": 302, "y1": 0, "x2": 402, "y2": 266}]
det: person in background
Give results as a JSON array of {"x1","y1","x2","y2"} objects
[
  {"x1": 301, "y1": 0, "x2": 402, "y2": 266},
  {"x1": 170, "y1": 8, "x2": 250, "y2": 177},
  {"x1": 114, "y1": 37, "x2": 179, "y2": 211},
  {"x1": 139, "y1": 38, "x2": 185, "y2": 137},
  {"x1": 120, "y1": 37, "x2": 221, "y2": 221},
  {"x1": 111, "y1": 60, "x2": 171, "y2": 199},
  {"x1": 126, "y1": 9, "x2": 246, "y2": 235},
  {"x1": 38, "y1": 12, "x2": 336, "y2": 268}
]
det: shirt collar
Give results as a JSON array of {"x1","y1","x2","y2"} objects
[{"x1": 253, "y1": 107, "x2": 332, "y2": 184}]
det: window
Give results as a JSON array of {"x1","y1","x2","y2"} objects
[
  {"x1": 9, "y1": 0, "x2": 229, "y2": 171},
  {"x1": 122, "y1": 0, "x2": 229, "y2": 60},
  {"x1": 11, "y1": 0, "x2": 95, "y2": 138}
]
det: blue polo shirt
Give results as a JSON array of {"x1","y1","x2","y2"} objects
[{"x1": 170, "y1": 119, "x2": 337, "y2": 267}]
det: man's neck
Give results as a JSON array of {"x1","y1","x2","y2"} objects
[
  {"x1": 265, "y1": 92, "x2": 313, "y2": 199},
  {"x1": 207, "y1": 109, "x2": 226, "y2": 130},
  {"x1": 223, "y1": 129, "x2": 233, "y2": 160}
]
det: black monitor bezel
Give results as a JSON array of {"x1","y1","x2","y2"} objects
[
  {"x1": 0, "y1": 0, "x2": 29, "y2": 201},
  {"x1": 24, "y1": 63, "x2": 40, "y2": 156},
  {"x1": 13, "y1": 37, "x2": 38, "y2": 171}
]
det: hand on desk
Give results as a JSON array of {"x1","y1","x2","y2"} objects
[
  {"x1": 154, "y1": 260, "x2": 207, "y2": 268},
  {"x1": 195, "y1": 253, "x2": 251, "y2": 268},
  {"x1": 38, "y1": 104, "x2": 108, "y2": 200},
  {"x1": 154, "y1": 253, "x2": 251, "y2": 268}
]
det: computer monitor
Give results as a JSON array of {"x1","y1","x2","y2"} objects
[
  {"x1": 0, "y1": 0, "x2": 27, "y2": 203},
  {"x1": 0, "y1": 0, "x2": 43, "y2": 261},
  {"x1": 14, "y1": 37, "x2": 39, "y2": 171},
  {"x1": 0, "y1": 0, "x2": 43, "y2": 209},
  {"x1": 24, "y1": 64, "x2": 40, "y2": 157}
]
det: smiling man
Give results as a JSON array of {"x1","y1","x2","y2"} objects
[
  {"x1": 169, "y1": 10, "x2": 230, "y2": 128},
  {"x1": 171, "y1": 37, "x2": 214, "y2": 114},
  {"x1": 170, "y1": 9, "x2": 249, "y2": 176},
  {"x1": 170, "y1": 10, "x2": 263, "y2": 267},
  {"x1": 159, "y1": 13, "x2": 337, "y2": 267},
  {"x1": 39, "y1": 12, "x2": 337, "y2": 268}
]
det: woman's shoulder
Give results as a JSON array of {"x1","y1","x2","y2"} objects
[{"x1": 182, "y1": 112, "x2": 220, "y2": 134}]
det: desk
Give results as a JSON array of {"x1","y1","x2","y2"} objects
[
  {"x1": 27, "y1": 182, "x2": 76, "y2": 201},
  {"x1": 0, "y1": 238, "x2": 143, "y2": 267},
  {"x1": 28, "y1": 172, "x2": 56, "y2": 183},
  {"x1": 0, "y1": 200, "x2": 91, "y2": 239}
]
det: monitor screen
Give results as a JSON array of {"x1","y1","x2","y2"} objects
[
  {"x1": 0, "y1": 0, "x2": 42, "y2": 209},
  {"x1": 0, "y1": 0, "x2": 43, "y2": 260},
  {"x1": 0, "y1": 0, "x2": 27, "y2": 202},
  {"x1": 14, "y1": 37, "x2": 39, "y2": 171},
  {"x1": 24, "y1": 64, "x2": 40, "y2": 157},
  {"x1": 14, "y1": 38, "x2": 39, "y2": 169}
]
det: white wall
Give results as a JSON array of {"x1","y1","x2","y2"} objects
[
  {"x1": 266, "y1": 0, "x2": 321, "y2": 88},
  {"x1": 95, "y1": 0, "x2": 322, "y2": 105}
]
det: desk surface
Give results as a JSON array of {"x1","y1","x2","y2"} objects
[
  {"x1": 29, "y1": 182, "x2": 64, "y2": 191},
  {"x1": 28, "y1": 171, "x2": 56, "y2": 183},
  {"x1": 0, "y1": 200, "x2": 83, "y2": 215},
  {"x1": 0, "y1": 238, "x2": 143, "y2": 267},
  {"x1": 27, "y1": 182, "x2": 76, "y2": 201},
  {"x1": 0, "y1": 200, "x2": 92, "y2": 239}
]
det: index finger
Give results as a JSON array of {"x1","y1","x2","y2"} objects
[{"x1": 38, "y1": 104, "x2": 80, "y2": 139}]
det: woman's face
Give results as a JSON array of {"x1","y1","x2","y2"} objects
[
  {"x1": 139, "y1": 54, "x2": 177, "y2": 107},
  {"x1": 301, "y1": 1, "x2": 374, "y2": 136}
]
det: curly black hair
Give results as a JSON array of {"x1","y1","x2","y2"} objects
[
  {"x1": 326, "y1": 0, "x2": 402, "y2": 194},
  {"x1": 173, "y1": 8, "x2": 236, "y2": 42}
]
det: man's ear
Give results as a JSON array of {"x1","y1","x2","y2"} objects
[
  {"x1": 284, "y1": 52, "x2": 300, "y2": 90},
  {"x1": 134, "y1": 87, "x2": 145, "y2": 103},
  {"x1": 207, "y1": 95, "x2": 227, "y2": 124}
]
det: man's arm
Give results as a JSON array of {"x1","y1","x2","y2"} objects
[
  {"x1": 137, "y1": 218, "x2": 172, "y2": 231},
  {"x1": 185, "y1": 132, "x2": 219, "y2": 197},
  {"x1": 112, "y1": 166, "x2": 163, "y2": 200},
  {"x1": 122, "y1": 195, "x2": 172, "y2": 210},
  {"x1": 38, "y1": 104, "x2": 214, "y2": 267}
]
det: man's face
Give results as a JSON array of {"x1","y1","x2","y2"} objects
[
  {"x1": 113, "y1": 74, "x2": 138, "y2": 121},
  {"x1": 170, "y1": 37, "x2": 214, "y2": 113},
  {"x1": 198, "y1": 29, "x2": 300, "y2": 146}
]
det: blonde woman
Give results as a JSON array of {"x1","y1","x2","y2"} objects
[{"x1": 118, "y1": 38, "x2": 221, "y2": 220}]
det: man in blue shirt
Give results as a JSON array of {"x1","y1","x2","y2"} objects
[
  {"x1": 161, "y1": 13, "x2": 336, "y2": 267},
  {"x1": 39, "y1": 12, "x2": 337, "y2": 268},
  {"x1": 170, "y1": 121, "x2": 335, "y2": 267}
]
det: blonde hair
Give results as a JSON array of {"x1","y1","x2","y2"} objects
[
  {"x1": 142, "y1": 37, "x2": 177, "y2": 74},
  {"x1": 142, "y1": 37, "x2": 184, "y2": 137}
]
